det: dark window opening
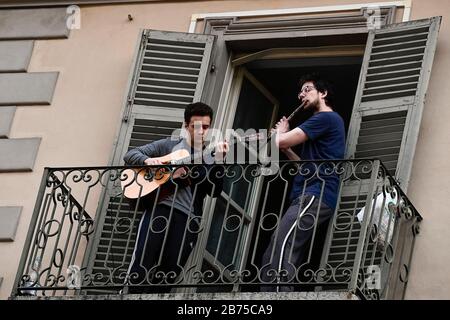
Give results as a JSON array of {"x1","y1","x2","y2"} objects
[
  {"x1": 245, "y1": 55, "x2": 363, "y2": 134},
  {"x1": 227, "y1": 54, "x2": 363, "y2": 292}
]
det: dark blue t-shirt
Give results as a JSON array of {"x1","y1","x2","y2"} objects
[{"x1": 289, "y1": 111, "x2": 345, "y2": 210}]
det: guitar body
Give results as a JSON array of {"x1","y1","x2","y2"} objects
[{"x1": 121, "y1": 149, "x2": 190, "y2": 200}]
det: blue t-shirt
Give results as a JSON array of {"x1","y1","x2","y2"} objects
[{"x1": 289, "y1": 111, "x2": 345, "y2": 210}]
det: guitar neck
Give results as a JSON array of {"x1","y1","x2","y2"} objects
[{"x1": 170, "y1": 130, "x2": 273, "y2": 165}]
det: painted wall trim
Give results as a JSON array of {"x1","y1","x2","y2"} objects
[
  {"x1": 0, "y1": 106, "x2": 16, "y2": 138},
  {"x1": 0, "y1": 72, "x2": 59, "y2": 106},
  {"x1": 0, "y1": 8, "x2": 69, "y2": 39},
  {"x1": 0, "y1": 138, "x2": 41, "y2": 172},
  {"x1": 0, "y1": 0, "x2": 166, "y2": 8},
  {"x1": 0, "y1": 41, "x2": 34, "y2": 72},
  {"x1": 0, "y1": 206, "x2": 22, "y2": 241},
  {"x1": 189, "y1": 0, "x2": 412, "y2": 33}
]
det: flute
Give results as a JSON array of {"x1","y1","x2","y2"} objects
[
  {"x1": 286, "y1": 100, "x2": 307, "y2": 122},
  {"x1": 270, "y1": 100, "x2": 307, "y2": 134},
  {"x1": 231, "y1": 100, "x2": 307, "y2": 143}
]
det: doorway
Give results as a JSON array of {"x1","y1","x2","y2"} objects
[
  {"x1": 238, "y1": 55, "x2": 363, "y2": 291},
  {"x1": 198, "y1": 51, "x2": 363, "y2": 292}
]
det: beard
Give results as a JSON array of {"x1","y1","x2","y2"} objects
[{"x1": 304, "y1": 98, "x2": 320, "y2": 112}]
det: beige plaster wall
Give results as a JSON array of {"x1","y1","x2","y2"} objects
[
  {"x1": 404, "y1": 0, "x2": 450, "y2": 300},
  {"x1": 1, "y1": 0, "x2": 449, "y2": 299}
]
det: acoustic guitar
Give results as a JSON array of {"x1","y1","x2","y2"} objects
[
  {"x1": 121, "y1": 149, "x2": 191, "y2": 200},
  {"x1": 120, "y1": 132, "x2": 265, "y2": 200}
]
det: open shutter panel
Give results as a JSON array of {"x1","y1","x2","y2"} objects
[
  {"x1": 131, "y1": 30, "x2": 215, "y2": 112},
  {"x1": 322, "y1": 17, "x2": 441, "y2": 292},
  {"x1": 85, "y1": 30, "x2": 215, "y2": 293},
  {"x1": 346, "y1": 16, "x2": 441, "y2": 190},
  {"x1": 120, "y1": 30, "x2": 216, "y2": 160}
]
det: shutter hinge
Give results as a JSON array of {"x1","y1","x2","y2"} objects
[
  {"x1": 141, "y1": 33, "x2": 148, "y2": 48},
  {"x1": 123, "y1": 96, "x2": 133, "y2": 122}
]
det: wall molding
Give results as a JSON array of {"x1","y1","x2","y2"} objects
[
  {"x1": 0, "y1": 72, "x2": 59, "y2": 106},
  {"x1": 0, "y1": 7, "x2": 68, "y2": 172},
  {"x1": 0, "y1": 206, "x2": 22, "y2": 241},
  {"x1": 0, "y1": 138, "x2": 41, "y2": 172},
  {"x1": 0, "y1": 106, "x2": 16, "y2": 138},
  {"x1": 0, "y1": 0, "x2": 165, "y2": 8},
  {"x1": 0, "y1": 41, "x2": 34, "y2": 72},
  {"x1": 0, "y1": 8, "x2": 69, "y2": 40},
  {"x1": 190, "y1": 1, "x2": 412, "y2": 33}
]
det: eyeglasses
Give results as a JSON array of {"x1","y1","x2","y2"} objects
[
  {"x1": 299, "y1": 85, "x2": 316, "y2": 95},
  {"x1": 188, "y1": 123, "x2": 210, "y2": 130}
]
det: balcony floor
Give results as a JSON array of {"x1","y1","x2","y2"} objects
[{"x1": 12, "y1": 291, "x2": 359, "y2": 300}]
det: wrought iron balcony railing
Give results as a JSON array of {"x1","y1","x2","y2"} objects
[{"x1": 11, "y1": 160, "x2": 422, "y2": 299}]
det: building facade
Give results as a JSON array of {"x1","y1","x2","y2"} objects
[{"x1": 0, "y1": 0, "x2": 449, "y2": 299}]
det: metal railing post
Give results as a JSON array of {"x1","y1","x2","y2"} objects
[
  {"x1": 10, "y1": 168, "x2": 50, "y2": 298},
  {"x1": 348, "y1": 160, "x2": 380, "y2": 292}
]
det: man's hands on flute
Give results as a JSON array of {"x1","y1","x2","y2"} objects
[
  {"x1": 274, "y1": 116, "x2": 290, "y2": 134},
  {"x1": 272, "y1": 117, "x2": 300, "y2": 160}
]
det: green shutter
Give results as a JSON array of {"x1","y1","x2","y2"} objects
[
  {"x1": 321, "y1": 17, "x2": 441, "y2": 294},
  {"x1": 115, "y1": 29, "x2": 216, "y2": 165},
  {"x1": 346, "y1": 16, "x2": 441, "y2": 189},
  {"x1": 83, "y1": 30, "x2": 215, "y2": 293}
]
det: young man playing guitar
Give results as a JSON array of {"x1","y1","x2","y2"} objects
[{"x1": 123, "y1": 102, "x2": 229, "y2": 293}]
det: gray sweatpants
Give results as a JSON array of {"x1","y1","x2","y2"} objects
[{"x1": 260, "y1": 194, "x2": 333, "y2": 292}]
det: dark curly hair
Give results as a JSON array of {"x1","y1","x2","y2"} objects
[
  {"x1": 184, "y1": 102, "x2": 213, "y2": 124},
  {"x1": 298, "y1": 73, "x2": 336, "y2": 109}
]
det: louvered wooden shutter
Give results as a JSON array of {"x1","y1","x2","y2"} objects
[
  {"x1": 346, "y1": 16, "x2": 441, "y2": 189},
  {"x1": 84, "y1": 30, "x2": 215, "y2": 293},
  {"x1": 116, "y1": 30, "x2": 215, "y2": 164},
  {"x1": 322, "y1": 17, "x2": 441, "y2": 293}
]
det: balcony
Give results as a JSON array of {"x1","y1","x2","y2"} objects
[{"x1": 11, "y1": 160, "x2": 422, "y2": 300}]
